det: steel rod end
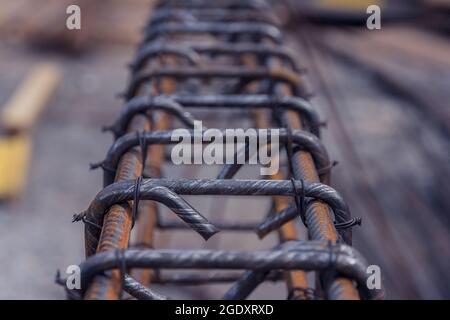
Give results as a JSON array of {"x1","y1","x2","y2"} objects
[
  {"x1": 72, "y1": 212, "x2": 85, "y2": 223},
  {"x1": 255, "y1": 226, "x2": 269, "y2": 239},
  {"x1": 201, "y1": 226, "x2": 220, "y2": 241}
]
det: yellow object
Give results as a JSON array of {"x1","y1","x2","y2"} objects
[
  {"x1": 320, "y1": 0, "x2": 383, "y2": 9},
  {"x1": 0, "y1": 62, "x2": 60, "y2": 198},
  {"x1": 0, "y1": 134, "x2": 31, "y2": 198},
  {"x1": 1, "y1": 63, "x2": 61, "y2": 132}
]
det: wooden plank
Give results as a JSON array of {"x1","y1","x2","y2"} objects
[
  {"x1": 1, "y1": 63, "x2": 61, "y2": 132},
  {"x1": 0, "y1": 134, "x2": 31, "y2": 198}
]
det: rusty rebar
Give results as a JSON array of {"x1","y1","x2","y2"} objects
[{"x1": 72, "y1": 0, "x2": 381, "y2": 300}]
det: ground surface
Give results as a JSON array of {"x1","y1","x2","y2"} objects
[{"x1": 0, "y1": 15, "x2": 449, "y2": 298}]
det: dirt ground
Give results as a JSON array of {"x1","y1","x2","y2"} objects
[{"x1": 0, "y1": 42, "x2": 131, "y2": 299}]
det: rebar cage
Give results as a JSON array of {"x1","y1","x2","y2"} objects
[{"x1": 69, "y1": 0, "x2": 383, "y2": 300}]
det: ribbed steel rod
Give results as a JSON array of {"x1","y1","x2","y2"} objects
[
  {"x1": 77, "y1": 243, "x2": 382, "y2": 300},
  {"x1": 73, "y1": 0, "x2": 379, "y2": 300}
]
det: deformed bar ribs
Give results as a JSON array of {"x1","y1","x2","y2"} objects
[{"x1": 70, "y1": 0, "x2": 383, "y2": 300}]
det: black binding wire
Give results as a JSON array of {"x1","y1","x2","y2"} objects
[
  {"x1": 138, "y1": 131, "x2": 148, "y2": 172},
  {"x1": 132, "y1": 176, "x2": 143, "y2": 228},
  {"x1": 335, "y1": 217, "x2": 362, "y2": 230},
  {"x1": 131, "y1": 131, "x2": 149, "y2": 228},
  {"x1": 288, "y1": 135, "x2": 361, "y2": 232},
  {"x1": 270, "y1": 96, "x2": 307, "y2": 227},
  {"x1": 290, "y1": 177, "x2": 307, "y2": 227},
  {"x1": 89, "y1": 161, "x2": 116, "y2": 174},
  {"x1": 81, "y1": 216, "x2": 103, "y2": 230},
  {"x1": 72, "y1": 211, "x2": 104, "y2": 230},
  {"x1": 115, "y1": 249, "x2": 127, "y2": 300},
  {"x1": 285, "y1": 121, "x2": 307, "y2": 227},
  {"x1": 287, "y1": 287, "x2": 318, "y2": 300},
  {"x1": 74, "y1": 0, "x2": 371, "y2": 300}
]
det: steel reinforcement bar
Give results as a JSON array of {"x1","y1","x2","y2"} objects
[{"x1": 70, "y1": 0, "x2": 383, "y2": 300}]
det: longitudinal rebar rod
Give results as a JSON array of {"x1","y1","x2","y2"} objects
[{"x1": 71, "y1": 0, "x2": 381, "y2": 300}]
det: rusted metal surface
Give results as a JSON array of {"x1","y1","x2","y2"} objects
[
  {"x1": 78, "y1": 241, "x2": 381, "y2": 300},
  {"x1": 71, "y1": 0, "x2": 380, "y2": 300},
  {"x1": 84, "y1": 118, "x2": 146, "y2": 300}
]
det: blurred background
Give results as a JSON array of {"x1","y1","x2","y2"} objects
[{"x1": 0, "y1": 0, "x2": 449, "y2": 299}]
